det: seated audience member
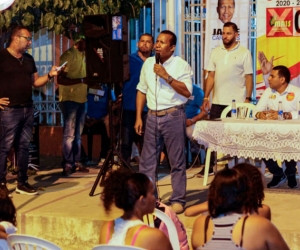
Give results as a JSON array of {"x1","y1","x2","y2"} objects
[
  {"x1": 155, "y1": 201, "x2": 189, "y2": 250},
  {"x1": 185, "y1": 163, "x2": 271, "y2": 220},
  {"x1": 81, "y1": 86, "x2": 110, "y2": 165},
  {"x1": 254, "y1": 65, "x2": 300, "y2": 189},
  {"x1": 99, "y1": 170, "x2": 172, "y2": 250},
  {"x1": 0, "y1": 189, "x2": 17, "y2": 249},
  {"x1": 191, "y1": 168, "x2": 290, "y2": 250},
  {"x1": 185, "y1": 84, "x2": 207, "y2": 171}
]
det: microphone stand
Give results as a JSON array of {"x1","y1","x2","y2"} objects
[{"x1": 89, "y1": 83, "x2": 135, "y2": 196}]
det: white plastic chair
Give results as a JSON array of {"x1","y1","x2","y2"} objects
[
  {"x1": 143, "y1": 208, "x2": 180, "y2": 250},
  {"x1": 7, "y1": 234, "x2": 61, "y2": 250},
  {"x1": 202, "y1": 103, "x2": 256, "y2": 186},
  {"x1": 92, "y1": 245, "x2": 145, "y2": 250}
]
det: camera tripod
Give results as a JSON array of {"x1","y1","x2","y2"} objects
[{"x1": 89, "y1": 84, "x2": 136, "y2": 196}]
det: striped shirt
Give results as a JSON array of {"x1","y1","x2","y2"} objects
[{"x1": 197, "y1": 213, "x2": 248, "y2": 250}]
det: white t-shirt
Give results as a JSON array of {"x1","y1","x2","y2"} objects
[
  {"x1": 0, "y1": 221, "x2": 17, "y2": 250},
  {"x1": 206, "y1": 42, "x2": 253, "y2": 105},
  {"x1": 137, "y1": 55, "x2": 193, "y2": 110},
  {"x1": 254, "y1": 84, "x2": 300, "y2": 119}
]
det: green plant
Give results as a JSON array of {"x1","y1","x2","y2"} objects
[{"x1": 0, "y1": 0, "x2": 149, "y2": 37}]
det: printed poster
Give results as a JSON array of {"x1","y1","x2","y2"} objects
[
  {"x1": 204, "y1": 0, "x2": 250, "y2": 69},
  {"x1": 256, "y1": 1, "x2": 300, "y2": 99}
]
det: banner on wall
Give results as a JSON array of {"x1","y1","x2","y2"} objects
[
  {"x1": 204, "y1": 0, "x2": 250, "y2": 69},
  {"x1": 256, "y1": 1, "x2": 300, "y2": 99}
]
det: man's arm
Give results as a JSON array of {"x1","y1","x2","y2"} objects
[
  {"x1": 135, "y1": 90, "x2": 147, "y2": 135},
  {"x1": 154, "y1": 64, "x2": 192, "y2": 98},
  {"x1": 245, "y1": 74, "x2": 253, "y2": 103},
  {"x1": 186, "y1": 109, "x2": 207, "y2": 127},
  {"x1": 253, "y1": 88, "x2": 274, "y2": 120},
  {"x1": 166, "y1": 78, "x2": 191, "y2": 98},
  {"x1": 201, "y1": 71, "x2": 215, "y2": 111},
  {"x1": 32, "y1": 66, "x2": 59, "y2": 87}
]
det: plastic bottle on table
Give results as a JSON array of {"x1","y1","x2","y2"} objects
[
  {"x1": 278, "y1": 101, "x2": 283, "y2": 120},
  {"x1": 231, "y1": 99, "x2": 237, "y2": 118}
]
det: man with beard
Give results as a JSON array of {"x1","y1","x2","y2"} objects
[
  {"x1": 203, "y1": 22, "x2": 253, "y2": 120},
  {"x1": 120, "y1": 33, "x2": 154, "y2": 165},
  {"x1": 200, "y1": 22, "x2": 253, "y2": 175},
  {"x1": 0, "y1": 25, "x2": 59, "y2": 196}
]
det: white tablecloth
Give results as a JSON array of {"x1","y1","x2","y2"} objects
[{"x1": 192, "y1": 118, "x2": 300, "y2": 161}]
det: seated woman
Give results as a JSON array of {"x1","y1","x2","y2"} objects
[
  {"x1": 99, "y1": 170, "x2": 172, "y2": 250},
  {"x1": 185, "y1": 163, "x2": 271, "y2": 220},
  {"x1": 191, "y1": 167, "x2": 290, "y2": 250},
  {"x1": 0, "y1": 189, "x2": 17, "y2": 249}
]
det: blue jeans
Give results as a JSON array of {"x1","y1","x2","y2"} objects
[
  {"x1": 139, "y1": 108, "x2": 187, "y2": 205},
  {"x1": 0, "y1": 105, "x2": 34, "y2": 184},
  {"x1": 60, "y1": 101, "x2": 87, "y2": 167},
  {"x1": 121, "y1": 110, "x2": 147, "y2": 165}
]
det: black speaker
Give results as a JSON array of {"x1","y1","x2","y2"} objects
[{"x1": 84, "y1": 14, "x2": 129, "y2": 85}]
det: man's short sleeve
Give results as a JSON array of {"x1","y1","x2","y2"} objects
[
  {"x1": 243, "y1": 50, "x2": 253, "y2": 75},
  {"x1": 136, "y1": 59, "x2": 149, "y2": 94},
  {"x1": 206, "y1": 49, "x2": 216, "y2": 72}
]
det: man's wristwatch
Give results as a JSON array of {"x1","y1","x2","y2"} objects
[
  {"x1": 48, "y1": 73, "x2": 53, "y2": 80},
  {"x1": 166, "y1": 75, "x2": 173, "y2": 84},
  {"x1": 245, "y1": 97, "x2": 252, "y2": 101}
]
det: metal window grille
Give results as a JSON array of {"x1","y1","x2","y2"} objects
[{"x1": 30, "y1": 0, "x2": 257, "y2": 125}]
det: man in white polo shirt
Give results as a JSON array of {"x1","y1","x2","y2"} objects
[
  {"x1": 201, "y1": 22, "x2": 253, "y2": 175},
  {"x1": 254, "y1": 65, "x2": 300, "y2": 189},
  {"x1": 135, "y1": 30, "x2": 193, "y2": 214}
]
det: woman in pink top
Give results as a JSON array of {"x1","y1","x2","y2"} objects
[{"x1": 99, "y1": 170, "x2": 172, "y2": 250}]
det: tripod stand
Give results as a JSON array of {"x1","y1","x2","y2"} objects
[{"x1": 89, "y1": 83, "x2": 136, "y2": 196}]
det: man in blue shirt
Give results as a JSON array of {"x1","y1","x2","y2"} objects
[
  {"x1": 121, "y1": 33, "x2": 154, "y2": 165},
  {"x1": 185, "y1": 84, "x2": 209, "y2": 176}
]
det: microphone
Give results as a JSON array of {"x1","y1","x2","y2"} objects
[
  {"x1": 155, "y1": 53, "x2": 160, "y2": 82},
  {"x1": 155, "y1": 53, "x2": 160, "y2": 64}
]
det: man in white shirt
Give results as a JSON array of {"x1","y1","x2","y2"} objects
[
  {"x1": 254, "y1": 65, "x2": 300, "y2": 189},
  {"x1": 202, "y1": 22, "x2": 253, "y2": 174},
  {"x1": 135, "y1": 30, "x2": 193, "y2": 214}
]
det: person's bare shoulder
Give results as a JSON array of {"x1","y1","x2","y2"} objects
[
  {"x1": 258, "y1": 204, "x2": 271, "y2": 220},
  {"x1": 241, "y1": 215, "x2": 290, "y2": 250},
  {"x1": 99, "y1": 221, "x2": 110, "y2": 244}
]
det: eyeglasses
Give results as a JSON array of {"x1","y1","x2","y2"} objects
[{"x1": 18, "y1": 35, "x2": 32, "y2": 41}]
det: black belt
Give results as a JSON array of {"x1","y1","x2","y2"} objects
[
  {"x1": 10, "y1": 104, "x2": 33, "y2": 108},
  {"x1": 148, "y1": 104, "x2": 184, "y2": 117}
]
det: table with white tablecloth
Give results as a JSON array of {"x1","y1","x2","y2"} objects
[{"x1": 192, "y1": 118, "x2": 300, "y2": 185}]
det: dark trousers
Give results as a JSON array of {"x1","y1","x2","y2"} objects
[
  {"x1": 263, "y1": 159, "x2": 297, "y2": 177},
  {"x1": 210, "y1": 104, "x2": 228, "y2": 119},
  {"x1": 120, "y1": 110, "x2": 147, "y2": 165},
  {"x1": 209, "y1": 104, "x2": 228, "y2": 166},
  {"x1": 81, "y1": 119, "x2": 110, "y2": 160}
]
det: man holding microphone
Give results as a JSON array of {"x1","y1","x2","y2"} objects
[{"x1": 135, "y1": 30, "x2": 193, "y2": 214}]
